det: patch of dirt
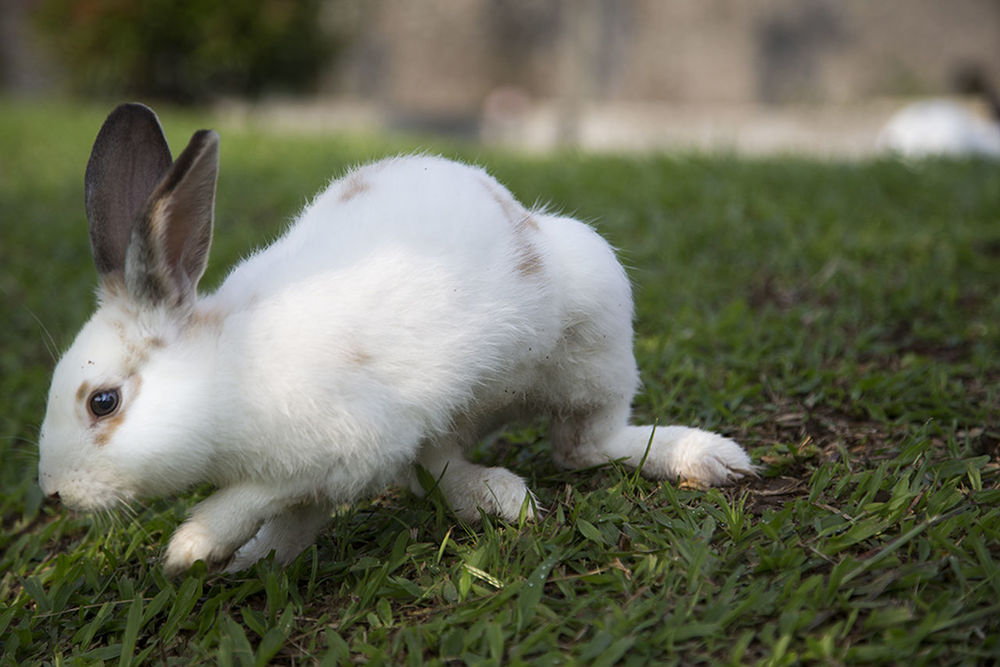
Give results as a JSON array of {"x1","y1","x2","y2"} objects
[
  {"x1": 728, "y1": 399, "x2": 911, "y2": 514},
  {"x1": 746, "y1": 273, "x2": 839, "y2": 311},
  {"x1": 866, "y1": 320, "x2": 975, "y2": 364},
  {"x1": 746, "y1": 401, "x2": 904, "y2": 458}
]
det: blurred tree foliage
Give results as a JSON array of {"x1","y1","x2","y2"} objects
[{"x1": 34, "y1": 0, "x2": 340, "y2": 103}]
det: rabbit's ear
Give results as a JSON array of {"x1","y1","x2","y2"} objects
[
  {"x1": 125, "y1": 128, "x2": 219, "y2": 308},
  {"x1": 85, "y1": 103, "x2": 173, "y2": 281}
]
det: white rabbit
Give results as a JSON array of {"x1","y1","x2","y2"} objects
[
  {"x1": 878, "y1": 66, "x2": 1000, "y2": 159},
  {"x1": 38, "y1": 103, "x2": 754, "y2": 575},
  {"x1": 877, "y1": 99, "x2": 1000, "y2": 159}
]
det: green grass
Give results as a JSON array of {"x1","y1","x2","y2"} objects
[{"x1": 2, "y1": 98, "x2": 999, "y2": 665}]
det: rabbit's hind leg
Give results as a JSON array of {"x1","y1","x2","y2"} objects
[
  {"x1": 538, "y1": 223, "x2": 754, "y2": 487},
  {"x1": 550, "y1": 402, "x2": 754, "y2": 488}
]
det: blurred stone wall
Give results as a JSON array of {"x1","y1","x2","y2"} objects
[{"x1": 325, "y1": 0, "x2": 1000, "y2": 113}]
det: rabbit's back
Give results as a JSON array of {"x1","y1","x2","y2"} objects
[{"x1": 215, "y1": 156, "x2": 545, "y2": 307}]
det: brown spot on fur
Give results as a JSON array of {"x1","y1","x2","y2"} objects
[
  {"x1": 109, "y1": 319, "x2": 127, "y2": 338},
  {"x1": 340, "y1": 173, "x2": 371, "y2": 202},
  {"x1": 188, "y1": 306, "x2": 226, "y2": 332},
  {"x1": 123, "y1": 337, "x2": 158, "y2": 374},
  {"x1": 106, "y1": 318, "x2": 167, "y2": 375},
  {"x1": 516, "y1": 244, "x2": 544, "y2": 277},
  {"x1": 479, "y1": 176, "x2": 544, "y2": 277},
  {"x1": 513, "y1": 214, "x2": 545, "y2": 278},
  {"x1": 98, "y1": 276, "x2": 128, "y2": 302},
  {"x1": 348, "y1": 347, "x2": 373, "y2": 366},
  {"x1": 93, "y1": 417, "x2": 117, "y2": 447},
  {"x1": 76, "y1": 381, "x2": 93, "y2": 404},
  {"x1": 480, "y1": 176, "x2": 524, "y2": 226}
]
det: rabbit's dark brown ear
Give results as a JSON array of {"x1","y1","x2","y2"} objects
[
  {"x1": 125, "y1": 129, "x2": 219, "y2": 309},
  {"x1": 85, "y1": 103, "x2": 173, "y2": 282}
]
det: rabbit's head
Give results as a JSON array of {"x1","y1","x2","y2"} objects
[{"x1": 39, "y1": 104, "x2": 221, "y2": 511}]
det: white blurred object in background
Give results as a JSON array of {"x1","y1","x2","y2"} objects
[
  {"x1": 878, "y1": 99, "x2": 1000, "y2": 158},
  {"x1": 878, "y1": 67, "x2": 1000, "y2": 158}
]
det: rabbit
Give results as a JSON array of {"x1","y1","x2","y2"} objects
[
  {"x1": 878, "y1": 65, "x2": 1000, "y2": 159},
  {"x1": 38, "y1": 103, "x2": 754, "y2": 576}
]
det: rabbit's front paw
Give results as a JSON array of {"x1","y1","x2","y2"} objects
[
  {"x1": 164, "y1": 521, "x2": 232, "y2": 576},
  {"x1": 452, "y1": 467, "x2": 539, "y2": 523}
]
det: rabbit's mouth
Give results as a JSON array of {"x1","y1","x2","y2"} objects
[{"x1": 40, "y1": 471, "x2": 137, "y2": 513}]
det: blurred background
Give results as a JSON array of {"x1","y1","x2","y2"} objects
[{"x1": 2, "y1": 0, "x2": 999, "y2": 156}]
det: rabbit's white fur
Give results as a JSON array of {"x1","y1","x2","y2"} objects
[{"x1": 39, "y1": 105, "x2": 753, "y2": 575}]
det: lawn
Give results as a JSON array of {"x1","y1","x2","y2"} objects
[{"x1": 1, "y1": 98, "x2": 998, "y2": 665}]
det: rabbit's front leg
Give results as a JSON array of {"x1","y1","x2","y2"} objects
[
  {"x1": 225, "y1": 502, "x2": 332, "y2": 573},
  {"x1": 411, "y1": 439, "x2": 538, "y2": 522},
  {"x1": 163, "y1": 484, "x2": 288, "y2": 576}
]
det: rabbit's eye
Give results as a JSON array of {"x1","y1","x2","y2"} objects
[{"x1": 88, "y1": 388, "x2": 121, "y2": 418}]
